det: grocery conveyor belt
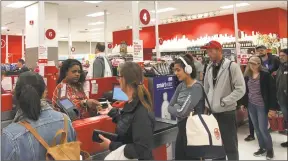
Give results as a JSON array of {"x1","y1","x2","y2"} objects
[{"x1": 91, "y1": 118, "x2": 178, "y2": 160}]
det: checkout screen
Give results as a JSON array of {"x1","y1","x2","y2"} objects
[
  {"x1": 59, "y1": 99, "x2": 74, "y2": 109},
  {"x1": 113, "y1": 86, "x2": 128, "y2": 101}
]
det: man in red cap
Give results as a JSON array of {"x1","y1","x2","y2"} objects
[{"x1": 202, "y1": 40, "x2": 246, "y2": 160}]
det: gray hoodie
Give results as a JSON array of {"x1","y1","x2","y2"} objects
[{"x1": 204, "y1": 58, "x2": 246, "y2": 113}]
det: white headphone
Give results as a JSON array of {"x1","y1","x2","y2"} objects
[{"x1": 179, "y1": 57, "x2": 193, "y2": 74}]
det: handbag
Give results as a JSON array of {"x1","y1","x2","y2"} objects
[
  {"x1": 104, "y1": 145, "x2": 136, "y2": 160},
  {"x1": 185, "y1": 85, "x2": 226, "y2": 159}
]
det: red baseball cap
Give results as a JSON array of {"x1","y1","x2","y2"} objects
[{"x1": 201, "y1": 40, "x2": 222, "y2": 50}]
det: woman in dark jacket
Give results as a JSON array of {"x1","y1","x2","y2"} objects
[
  {"x1": 98, "y1": 62, "x2": 155, "y2": 160},
  {"x1": 241, "y1": 56, "x2": 276, "y2": 160}
]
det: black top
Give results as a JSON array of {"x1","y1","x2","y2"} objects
[
  {"x1": 239, "y1": 70, "x2": 277, "y2": 113},
  {"x1": 108, "y1": 98, "x2": 155, "y2": 160},
  {"x1": 263, "y1": 54, "x2": 281, "y2": 74}
]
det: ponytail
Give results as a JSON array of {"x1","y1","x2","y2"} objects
[
  {"x1": 137, "y1": 84, "x2": 153, "y2": 112},
  {"x1": 17, "y1": 84, "x2": 41, "y2": 120}
]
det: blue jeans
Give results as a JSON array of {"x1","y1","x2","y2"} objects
[{"x1": 248, "y1": 102, "x2": 273, "y2": 150}]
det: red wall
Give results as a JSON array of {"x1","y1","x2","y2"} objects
[
  {"x1": 113, "y1": 8, "x2": 287, "y2": 49},
  {"x1": 1, "y1": 35, "x2": 23, "y2": 63}
]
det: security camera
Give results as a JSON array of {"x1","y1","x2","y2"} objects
[{"x1": 7, "y1": 29, "x2": 10, "y2": 32}]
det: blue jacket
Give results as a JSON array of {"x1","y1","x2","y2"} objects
[{"x1": 1, "y1": 106, "x2": 77, "y2": 161}]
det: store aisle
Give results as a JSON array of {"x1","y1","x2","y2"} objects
[{"x1": 238, "y1": 124, "x2": 287, "y2": 160}]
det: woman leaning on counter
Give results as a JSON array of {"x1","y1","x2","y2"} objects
[{"x1": 52, "y1": 59, "x2": 100, "y2": 118}]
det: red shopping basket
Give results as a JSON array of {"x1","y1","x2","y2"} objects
[{"x1": 269, "y1": 116, "x2": 285, "y2": 131}]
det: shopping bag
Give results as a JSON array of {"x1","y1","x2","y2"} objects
[
  {"x1": 185, "y1": 84, "x2": 225, "y2": 159},
  {"x1": 104, "y1": 145, "x2": 136, "y2": 160}
]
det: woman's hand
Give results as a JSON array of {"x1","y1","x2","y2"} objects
[
  {"x1": 99, "y1": 134, "x2": 111, "y2": 149},
  {"x1": 87, "y1": 99, "x2": 100, "y2": 109}
]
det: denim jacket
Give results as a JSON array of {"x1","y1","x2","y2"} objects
[{"x1": 1, "y1": 105, "x2": 77, "y2": 161}]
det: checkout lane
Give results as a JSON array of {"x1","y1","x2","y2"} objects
[{"x1": 1, "y1": 74, "x2": 247, "y2": 160}]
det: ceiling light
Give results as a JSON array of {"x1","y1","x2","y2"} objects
[
  {"x1": 6, "y1": 1, "x2": 35, "y2": 8},
  {"x1": 88, "y1": 22, "x2": 104, "y2": 25},
  {"x1": 220, "y1": 3, "x2": 250, "y2": 9},
  {"x1": 84, "y1": 1, "x2": 102, "y2": 4},
  {"x1": 1, "y1": 27, "x2": 8, "y2": 30},
  {"x1": 90, "y1": 28, "x2": 103, "y2": 31},
  {"x1": 86, "y1": 12, "x2": 110, "y2": 17},
  {"x1": 150, "y1": 7, "x2": 176, "y2": 13}
]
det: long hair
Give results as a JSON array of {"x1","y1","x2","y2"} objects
[
  {"x1": 244, "y1": 56, "x2": 263, "y2": 77},
  {"x1": 15, "y1": 71, "x2": 46, "y2": 121},
  {"x1": 174, "y1": 54, "x2": 197, "y2": 79},
  {"x1": 120, "y1": 62, "x2": 153, "y2": 112},
  {"x1": 57, "y1": 59, "x2": 86, "y2": 86}
]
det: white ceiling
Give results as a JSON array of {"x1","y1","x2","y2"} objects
[{"x1": 1, "y1": 1, "x2": 287, "y2": 42}]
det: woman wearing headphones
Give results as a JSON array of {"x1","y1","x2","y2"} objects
[{"x1": 168, "y1": 54, "x2": 205, "y2": 160}]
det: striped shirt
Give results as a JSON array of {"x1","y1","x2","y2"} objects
[
  {"x1": 247, "y1": 76, "x2": 265, "y2": 107},
  {"x1": 52, "y1": 80, "x2": 90, "y2": 118}
]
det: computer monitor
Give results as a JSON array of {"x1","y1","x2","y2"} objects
[{"x1": 112, "y1": 84, "x2": 128, "y2": 101}]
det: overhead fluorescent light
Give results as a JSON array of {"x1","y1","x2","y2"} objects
[
  {"x1": 150, "y1": 7, "x2": 176, "y2": 13},
  {"x1": 60, "y1": 37, "x2": 68, "y2": 40},
  {"x1": 86, "y1": 12, "x2": 110, "y2": 17},
  {"x1": 220, "y1": 3, "x2": 250, "y2": 9},
  {"x1": 88, "y1": 22, "x2": 104, "y2": 25},
  {"x1": 6, "y1": 1, "x2": 35, "y2": 8},
  {"x1": 84, "y1": 1, "x2": 102, "y2": 4},
  {"x1": 1, "y1": 27, "x2": 8, "y2": 30},
  {"x1": 89, "y1": 28, "x2": 103, "y2": 31}
]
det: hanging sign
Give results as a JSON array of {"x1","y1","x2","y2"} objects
[
  {"x1": 1, "y1": 39, "x2": 6, "y2": 48},
  {"x1": 29, "y1": 20, "x2": 34, "y2": 25},
  {"x1": 133, "y1": 40, "x2": 144, "y2": 62},
  {"x1": 38, "y1": 45, "x2": 47, "y2": 59},
  {"x1": 45, "y1": 29, "x2": 56, "y2": 40},
  {"x1": 71, "y1": 47, "x2": 75, "y2": 52},
  {"x1": 139, "y1": 9, "x2": 151, "y2": 25},
  {"x1": 159, "y1": 38, "x2": 164, "y2": 45},
  {"x1": 108, "y1": 43, "x2": 113, "y2": 49},
  {"x1": 240, "y1": 53, "x2": 249, "y2": 65}
]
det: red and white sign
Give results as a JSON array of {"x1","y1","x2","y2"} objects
[
  {"x1": 240, "y1": 54, "x2": 249, "y2": 65},
  {"x1": 45, "y1": 29, "x2": 56, "y2": 40},
  {"x1": 159, "y1": 38, "x2": 163, "y2": 45},
  {"x1": 108, "y1": 43, "x2": 113, "y2": 49},
  {"x1": 139, "y1": 9, "x2": 151, "y2": 25},
  {"x1": 133, "y1": 40, "x2": 144, "y2": 62},
  {"x1": 29, "y1": 20, "x2": 34, "y2": 25},
  {"x1": 38, "y1": 45, "x2": 47, "y2": 59},
  {"x1": 1, "y1": 39, "x2": 6, "y2": 48},
  {"x1": 71, "y1": 47, "x2": 75, "y2": 52}
]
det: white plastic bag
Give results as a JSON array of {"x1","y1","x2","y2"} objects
[{"x1": 104, "y1": 145, "x2": 132, "y2": 160}]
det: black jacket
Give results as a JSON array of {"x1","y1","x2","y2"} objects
[
  {"x1": 108, "y1": 98, "x2": 155, "y2": 160},
  {"x1": 240, "y1": 70, "x2": 277, "y2": 113},
  {"x1": 276, "y1": 63, "x2": 288, "y2": 106},
  {"x1": 264, "y1": 54, "x2": 281, "y2": 74}
]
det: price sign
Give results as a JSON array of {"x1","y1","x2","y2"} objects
[
  {"x1": 139, "y1": 9, "x2": 151, "y2": 25},
  {"x1": 133, "y1": 40, "x2": 144, "y2": 62},
  {"x1": 159, "y1": 38, "x2": 163, "y2": 45},
  {"x1": 240, "y1": 54, "x2": 249, "y2": 65},
  {"x1": 1, "y1": 39, "x2": 6, "y2": 48},
  {"x1": 38, "y1": 45, "x2": 47, "y2": 59},
  {"x1": 108, "y1": 43, "x2": 113, "y2": 49},
  {"x1": 45, "y1": 29, "x2": 56, "y2": 40},
  {"x1": 71, "y1": 47, "x2": 75, "y2": 52}
]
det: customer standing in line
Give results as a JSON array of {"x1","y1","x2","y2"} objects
[
  {"x1": 202, "y1": 41, "x2": 246, "y2": 160},
  {"x1": 276, "y1": 48, "x2": 288, "y2": 148},
  {"x1": 167, "y1": 54, "x2": 206, "y2": 160},
  {"x1": 97, "y1": 62, "x2": 155, "y2": 160},
  {"x1": 241, "y1": 56, "x2": 276, "y2": 159},
  {"x1": 1, "y1": 71, "x2": 76, "y2": 160},
  {"x1": 256, "y1": 45, "x2": 280, "y2": 75},
  {"x1": 88, "y1": 42, "x2": 113, "y2": 78}
]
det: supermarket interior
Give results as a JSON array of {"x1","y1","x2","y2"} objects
[{"x1": 1, "y1": 1, "x2": 287, "y2": 160}]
